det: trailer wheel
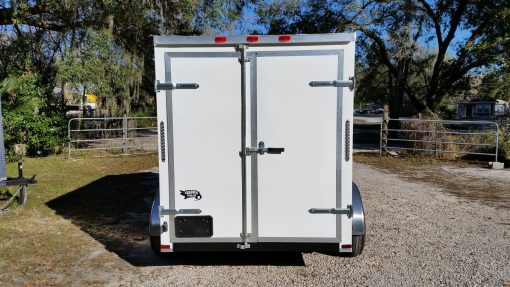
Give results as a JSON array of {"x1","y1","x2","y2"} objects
[
  {"x1": 150, "y1": 235, "x2": 162, "y2": 255},
  {"x1": 349, "y1": 234, "x2": 365, "y2": 257}
]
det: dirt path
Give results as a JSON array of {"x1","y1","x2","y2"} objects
[{"x1": 2, "y1": 161, "x2": 509, "y2": 286}]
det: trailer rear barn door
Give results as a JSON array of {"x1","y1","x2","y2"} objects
[
  {"x1": 253, "y1": 50, "x2": 342, "y2": 240},
  {"x1": 167, "y1": 53, "x2": 246, "y2": 240}
]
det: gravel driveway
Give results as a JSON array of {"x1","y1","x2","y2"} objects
[{"x1": 121, "y1": 162, "x2": 510, "y2": 286}]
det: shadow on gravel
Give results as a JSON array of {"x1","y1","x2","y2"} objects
[
  {"x1": 353, "y1": 122, "x2": 380, "y2": 151},
  {"x1": 46, "y1": 172, "x2": 305, "y2": 267},
  {"x1": 155, "y1": 252, "x2": 305, "y2": 266}
]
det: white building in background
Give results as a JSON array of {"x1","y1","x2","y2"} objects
[{"x1": 455, "y1": 99, "x2": 509, "y2": 120}]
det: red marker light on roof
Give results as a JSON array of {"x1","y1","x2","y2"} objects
[
  {"x1": 214, "y1": 36, "x2": 227, "y2": 43},
  {"x1": 279, "y1": 35, "x2": 292, "y2": 42},
  {"x1": 247, "y1": 36, "x2": 259, "y2": 43}
]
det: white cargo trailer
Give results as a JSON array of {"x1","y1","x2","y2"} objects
[{"x1": 149, "y1": 33, "x2": 366, "y2": 256}]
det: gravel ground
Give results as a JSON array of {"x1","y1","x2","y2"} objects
[{"x1": 123, "y1": 162, "x2": 510, "y2": 286}]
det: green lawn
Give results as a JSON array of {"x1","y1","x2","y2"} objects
[{"x1": 0, "y1": 154, "x2": 157, "y2": 285}]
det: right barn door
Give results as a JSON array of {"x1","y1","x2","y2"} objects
[{"x1": 252, "y1": 49, "x2": 351, "y2": 242}]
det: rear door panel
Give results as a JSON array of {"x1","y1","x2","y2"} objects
[
  {"x1": 253, "y1": 51, "x2": 341, "y2": 240},
  {"x1": 168, "y1": 53, "x2": 246, "y2": 240}
]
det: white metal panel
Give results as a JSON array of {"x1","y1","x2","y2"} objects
[
  {"x1": 170, "y1": 56, "x2": 245, "y2": 239},
  {"x1": 256, "y1": 54, "x2": 338, "y2": 238}
]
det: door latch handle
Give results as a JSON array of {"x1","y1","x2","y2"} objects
[
  {"x1": 309, "y1": 76, "x2": 354, "y2": 91},
  {"x1": 155, "y1": 80, "x2": 200, "y2": 92},
  {"x1": 245, "y1": 141, "x2": 284, "y2": 156}
]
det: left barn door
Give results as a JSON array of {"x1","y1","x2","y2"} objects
[{"x1": 159, "y1": 52, "x2": 248, "y2": 243}]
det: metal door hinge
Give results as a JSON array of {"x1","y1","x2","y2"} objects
[
  {"x1": 237, "y1": 233, "x2": 251, "y2": 249},
  {"x1": 235, "y1": 44, "x2": 250, "y2": 63},
  {"x1": 159, "y1": 207, "x2": 202, "y2": 217},
  {"x1": 155, "y1": 80, "x2": 199, "y2": 92},
  {"x1": 309, "y1": 205, "x2": 353, "y2": 218},
  {"x1": 309, "y1": 77, "x2": 355, "y2": 91}
]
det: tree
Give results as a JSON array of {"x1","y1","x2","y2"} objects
[
  {"x1": 56, "y1": 28, "x2": 138, "y2": 115},
  {"x1": 1, "y1": 0, "x2": 251, "y2": 115},
  {"x1": 256, "y1": 0, "x2": 510, "y2": 117},
  {"x1": 0, "y1": 0, "x2": 251, "y2": 157}
]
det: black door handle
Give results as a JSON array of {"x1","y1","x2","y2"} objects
[{"x1": 266, "y1": 148, "x2": 284, "y2": 154}]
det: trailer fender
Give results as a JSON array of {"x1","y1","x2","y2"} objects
[
  {"x1": 352, "y1": 182, "x2": 366, "y2": 236},
  {"x1": 149, "y1": 191, "x2": 161, "y2": 236}
]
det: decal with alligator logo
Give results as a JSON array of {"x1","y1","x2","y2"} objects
[{"x1": 180, "y1": 190, "x2": 202, "y2": 200}]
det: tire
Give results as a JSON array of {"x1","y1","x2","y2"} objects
[
  {"x1": 349, "y1": 234, "x2": 365, "y2": 257},
  {"x1": 150, "y1": 235, "x2": 162, "y2": 255}
]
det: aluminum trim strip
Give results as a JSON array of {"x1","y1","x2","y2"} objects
[
  {"x1": 256, "y1": 237, "x2": 340, "y2": 243},
  {"x1": 248, "y1": 50, "x2": 341, "y2": 57},
  {"x1": 164, "y1": 53, "x2": 176, "y2": 242},
  {"x1": 250, "y1": 54, "x2": 259, "y2": 241},
  {"x1": 165, "y1": 52, "x2": 238, "y2": 58},
  {"x1": 336, "y1": 51, "x2": 344, "y2": 241},
  {"x1": 154, "y1": 33, "x2": 356, "y2": 47},
  {"x1": 171, "y1": 237, "x2": 247, "y2": 243}
]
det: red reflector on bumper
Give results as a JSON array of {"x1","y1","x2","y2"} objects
[
  {"x1": 341, "y1": 244, "x2": 352, "y2": 249},
  {"x1": 161, "y1": 244, "x2": 172, "y2": 249}
]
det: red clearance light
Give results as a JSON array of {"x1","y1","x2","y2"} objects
[
  {"x1": 279, "y1": 35, "x2": 292, "y2": 42},
  {"x1": 341, "y1": 244, "x2": 352, "y2": 249},
  {"x1": 214, "y1": 36, "x2": 227, "y2": 43},
  {"x1": 247, "y1": 36, "x2": 259, "y2": 43}
]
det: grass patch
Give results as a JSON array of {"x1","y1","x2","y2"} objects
[
  {"x1": 0, "y1": 154, "x2": 157, "y2": 285},
  {"x1": 354, "y1": 153, "x2": 479, "y2": 170}
]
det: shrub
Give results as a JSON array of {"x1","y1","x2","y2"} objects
[
  {"x1": 3, "y1": 111, "x2": 66, "y2": 158},
  {"x1": 1, "y1": 72, "x2": 67, "y2": 159}
]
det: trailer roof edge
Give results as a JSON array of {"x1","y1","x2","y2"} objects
[{"x1": 153, "y1": 33, "x2": 356, "y2": 47}]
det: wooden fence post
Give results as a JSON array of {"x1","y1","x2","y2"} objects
[
  {"x1": 123, "y1": 114, "x2": 128, "y2": 154},
  {"x1": 381, "y1": 105, "x2": 389, "y2": 154}
]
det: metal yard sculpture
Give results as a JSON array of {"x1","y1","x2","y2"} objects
[{"x1": 0, "y1": 99, "x2": 37, "y2": 217}]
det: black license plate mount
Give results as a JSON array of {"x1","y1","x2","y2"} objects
[{"x1": 175, "y1": 216, "x2": 213, "y2": 238}]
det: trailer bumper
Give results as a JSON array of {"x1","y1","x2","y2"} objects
[{"x1": 171, "y1": 242, "x2": 342, "y2": 253}]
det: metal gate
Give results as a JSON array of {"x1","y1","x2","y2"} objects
[
  {"x1": 68, "y1": 116, "x2": 157, "y2": 159},
  {"x1": 380, "y1": 119, "x2": 499, "y2": 161}
]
